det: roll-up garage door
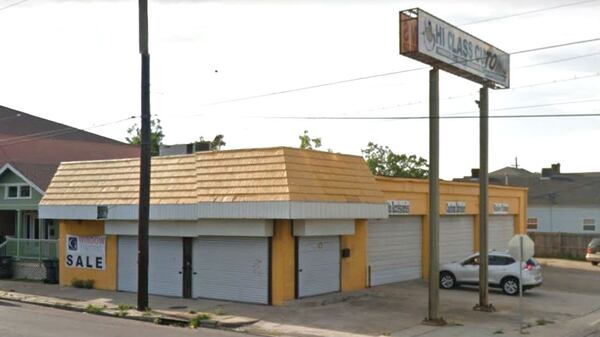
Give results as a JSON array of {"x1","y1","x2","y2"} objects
[
  {"x1": 368, "y1": 216, "x2": 422, "y2": 286},
  {"x1": 297, "y1": 236, "x2": 340, "y2": 298},
  {"x1": 192, "y1": 237, "x2": 269, "y2": 304},
  {"x1": 489, "y1": 215, "x2": 514, "y2": 251},
  {"x1": 117, "y1": 236, "x2": 183, "y2": 297},
  {"x1": 440, "y1": 216, "x2": 474, "y2": 264}
]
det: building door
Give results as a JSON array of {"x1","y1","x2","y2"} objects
[
  {"x1": 23, "y1": 211, "x2": 38, "y2": 239},
  {"x1": 297, "y1": 236, "x2": 340, "y2": 298},
  {"x1": 489, "y1": 215, "x2": 514, "y2": 251},
  {"x1": 368, "y1": 216, "x2": 422, "y2": 286},
  {"x1": 440, "y1": 216, "x2": 474, "y2": 264},
  {"x1": 192, "y1": 237, "x2": 269, "y2": 304},
  {"x1": 117, "y1": 236, "x2": 183, "y2": 297}
]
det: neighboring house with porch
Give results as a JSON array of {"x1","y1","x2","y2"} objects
[{"x1": 0, "y1": 105, "x2": 138, "y2": 278}]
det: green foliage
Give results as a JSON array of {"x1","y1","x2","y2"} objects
[
  {"x1": 361, "y1": 142, "x2": 428, "y2": 178},
  {"x1": 198, "y1": 134, "x2": 226, "y2": 151},
  {"x1": 299, "y1": 130, "x2": 322, "y2": 150},
  {"x1": 117, "y1": 304, "x2": 133, "y2": 311},
  {"x1": 189, "y1": 313, "x2": 212, "y2": 329},
  {"x1": 126, "y1": 118, "x2": 165, "y2": 156},
  {"x1": 85, "y1": 304, "x2": 106, "y2": 314},
  {"x1": 71, "y1": 278, "x2": 95, "y2": 289}
]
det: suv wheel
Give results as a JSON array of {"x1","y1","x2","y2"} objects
[
  {"x1": 501, "y1": 277, "x2": 519, "y2": 296},
  {"x1": 592, "y1": 261, "x2": 599, "y2": 266},
  {"x1": 439, "y1": 271, "x2": 456, "y2": 289}
]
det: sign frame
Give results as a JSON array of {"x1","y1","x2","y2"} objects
[
  {"x1": 400, "y1": 8, "x2": 510, "y2": 89},
  {"x1": 65, "y1": 234, "x2": 106, "y2": 270}
]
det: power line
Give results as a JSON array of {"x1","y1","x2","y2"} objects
[
  {"x1": 447, "y1": 98, "x2": 600, "y2": 116},
  {"x1": 0, "y1": 0, "x2": 30, "y2": 13},
  {"x1": 0, "y1": 115, "x2": 138, "y2": 147},
  {"x1": 266, "y1": 112, "x2": 600, "y2": 121},
  {"x1": 186, "y1": 37, "x2": 600, "y2": 109},
  {"x1": 459, "y1": 0, "x2": 600, "y2": 26},
  {"x1": 515, "y1": 51, "x2": 600, "y2": 69}
]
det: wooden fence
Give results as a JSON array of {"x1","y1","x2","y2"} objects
[{"x1": 528, "y1": 232, "x2": 600, "y2": 260}]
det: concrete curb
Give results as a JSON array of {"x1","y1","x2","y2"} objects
[{"x1": 0, "y1": 290, "x2": 257, "y2": 331}]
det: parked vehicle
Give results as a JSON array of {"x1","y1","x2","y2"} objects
[
  {"x1": 586, "y1": 238, "x2": 600, "y2": 266},
  {"x1": 439, "y1": 251, "x2": 543, "y2": 295}
]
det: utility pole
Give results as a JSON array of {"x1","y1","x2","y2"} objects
[
  {"x1": 474, "y1": 85, "x2": 494, "y2": 312},
  {"x1": 137, "y1": 0, "x2": 150, "y2": 312},
  {"x1": 425, "y1": 68, "x2": 444, "y2": 325}
]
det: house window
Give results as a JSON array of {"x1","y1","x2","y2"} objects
[
  {"x1": 526, "y1": 218, "x2": 538, "y2": 230},
  {"x1": 583, "y1": 219, "x2": 596, "y2": 232},
  {"x1": 4, "y1": 184, "x2": 32, "y2": 199}
]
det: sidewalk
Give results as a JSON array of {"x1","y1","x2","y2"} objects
[{"x1": 1, "y1": 276, "x2": 599, "y2": 337}]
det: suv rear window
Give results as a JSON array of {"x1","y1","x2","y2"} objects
[{"x1": 589, "y1": 238, "x2": 600, "y2": 248}]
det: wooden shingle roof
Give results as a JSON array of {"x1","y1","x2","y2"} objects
[{"x1": 41, "y1": 147, "x2": 384, "y2": 206}]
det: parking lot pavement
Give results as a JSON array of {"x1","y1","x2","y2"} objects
[{"x1": 2, "y1": 260, "x2": 600, "y2": 337}]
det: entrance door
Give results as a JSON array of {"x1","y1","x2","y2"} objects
[
  {"x1": 297, "y1": 236, "x2": 340, "y2": 298},
  {"x1": 440, "y1": 216, "x2": 474, "y2": 264}
]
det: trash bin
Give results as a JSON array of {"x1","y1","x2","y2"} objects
[
  {"x1": 43, "y1": 259, "x2": 59, "y2": 284},
  {"x1": 0, "y1": 256, "x2": 13, "y2": 279}
]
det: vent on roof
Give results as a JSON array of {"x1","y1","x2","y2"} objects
[
  {"x1": 541, "y1": 168, "x2": 553, "y2": 178},
  {"x1": 471, "y1": 168, "x2": 480, "y2": 178},
  {"x1": 551, "y1": 163, "x2": 561, "y2": 175},
  {"x1": 97, "y1": 206, "x2": 108, "y2": 219}
]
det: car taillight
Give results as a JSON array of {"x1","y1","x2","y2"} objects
[
  {"x1": 523, "y1": 262, "x2": 534, "y2": 271},
  {"x1": 587, "y1": 248, "x2": 593, "y2": 254}
]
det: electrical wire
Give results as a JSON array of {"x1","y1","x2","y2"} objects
[
  {"x1": 185, "y1": 37, "x2": 600, "y2": 110},
  {"x1": 0, "y1": 0, "x2": 30, "y2": 13},
  {"x1": 458, "y1": 0, "x2": 600, "y2": 26},
  {"x1": 265, "y1": 112, "x2": 600, "y2": 121}
]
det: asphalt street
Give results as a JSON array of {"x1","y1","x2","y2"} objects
[{"x1": 0, "y1": 301, "x2": 254, "y2": 337}]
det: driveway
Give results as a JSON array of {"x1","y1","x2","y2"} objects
[{"x1": 1, "y1": 260, "x2": 600, "y2": 337}]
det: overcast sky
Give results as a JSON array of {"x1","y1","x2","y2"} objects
[{"x1": 0, "y1": 0, "x2": 598, "y2": 179}]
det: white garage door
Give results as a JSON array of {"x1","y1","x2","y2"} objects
[
  {"x1": 192, "y1": 237, "x2": 269, "y2": 304},
  {"x1": 368, "y1": 216, "x2": 422, "y2": 286},
  {"x1": 440, "y1": 216, "x2": 474, "y2": 264},
  {"x1": 117, "y1": 236, "x2": 183, "y2": 297},
  {"x1": 298, "y1": 236, "x2": 340, "y2": 297},
  {"x1": 489, "y1": 215, "x2": 514, "y2": 251}
]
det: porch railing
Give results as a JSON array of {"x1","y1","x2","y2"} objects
[{"x1": 3, "y1": 237, "x2": 58, "y2": 260}]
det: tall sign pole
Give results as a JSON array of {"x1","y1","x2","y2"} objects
[
  {"x1": 399, "y1": 8, "x2": 509, "y2": 322},
  {"x1": 427, "y1": 68, "x2": 442, "y2": 323},
  {"x1": 474, "y1": 85, "x2": 494, "y2": 312},
  {"x1": 137, "y1": 0, "x2": 151, "y2": 311}
]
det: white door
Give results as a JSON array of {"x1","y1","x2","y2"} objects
[
  {"x1": 298, "y1": 236, "x2": 340, "y2": 297},
  {"x1": 117, "y1": 236, "x2": 183, "y2": 297},
  {"x1": 440, "y1": 216, "x2": 474, "y2": 264},
  {"x1": 192, "y1": 237, "x2": 269, "y2": 304},
  {"x1": 368, "y1": 216, "x2": 422, "y2": 286},
  {"x1": 489, "y1": 215, "x2": 514, "y2": 251}
]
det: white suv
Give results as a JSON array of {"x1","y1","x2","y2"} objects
[{"x1": 439, "y1": 251, "x2": 543, "y2": 295}]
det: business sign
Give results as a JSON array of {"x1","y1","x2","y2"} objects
[
  {"x1": 400, "y1": 8, "x2": 510, "y2": 88},
  {"x1": 493, "y1": 202, "x2": 510, "y2": 214},
  {"x1": 65, "y1": 235, "x2": 106, "y2": 270},
  {"x1": 387, "y1": 200, "x2": 411, "y2": 215},
  {"x1": 446, "y1": 201, "x2": 466, "y2": 214}
]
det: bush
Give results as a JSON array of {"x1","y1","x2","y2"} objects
[
  {"x1": 85, "y1": 304, "x2": 105, "y2": 314},
  {"x1": 189, "y1": 313, "x2": 211, "y2": 329},
  {"x1": 71, "y1": 278, "x2": 95, "y2": 289}
]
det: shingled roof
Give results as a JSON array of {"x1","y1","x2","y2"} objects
[
  {"x1": 0, "y1": 105, "x2": 139, "y2": 190},
  {"x1": 40, "y1": 147, "x2": 385, "y2": 206}
]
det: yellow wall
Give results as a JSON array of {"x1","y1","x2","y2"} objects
[
  {"x1": 59, "y1": 220, "x2": 117, "y2": 290},
  {"x1": 341, "y1": 219, "x2": 367, "y2": 292},
  {"x1": 376, "y1": 177, "x2": 528, "y2": 280},
  {"x1": 271, "y1": 219, "x2": 295, "y2": 305}
]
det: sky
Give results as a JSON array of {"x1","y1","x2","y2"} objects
[{"x1": 0, "y1": 0, "x2": 598, "y2": 179}]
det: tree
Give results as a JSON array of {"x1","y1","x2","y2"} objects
[
  {"x1": 362, "y1": 142, "x2": 429, "y2": 178},
  {"x1": 198, "y1": 134, "x2": 226, "y2": 151},
  {"x1": 299, "y1": 130, "x2": 322, "y2": 150},
  {"x1": 126, "y1": 118, "x2": 165, "y2": 156}
]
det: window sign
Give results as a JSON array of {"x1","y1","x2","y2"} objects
[
  {"x1": 65, "y1": 235, "x2": 106, "y2": 270},
  {"x1": 446, "y1": 201, "x2": 466, "y2": 214},
  {"x1": 387, "y1": 200, "x2": 411, "y2": 215},
  {"x1": 493, "y1": 202, "x2": 509, "y2": 214}
]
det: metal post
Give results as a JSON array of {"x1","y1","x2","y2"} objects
[
  {"x1": 425, "y1": 68, "x2": 444, "y2": 325},
  {"x1": 519, "y1": 236, "x2": 524, "y2": 333},
  {"x1": 137, "y1": 0, "x2": 151, "y2": 312},
  {"x1": 474, "y1": 86, "x2": 494, "y2": 312}
]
